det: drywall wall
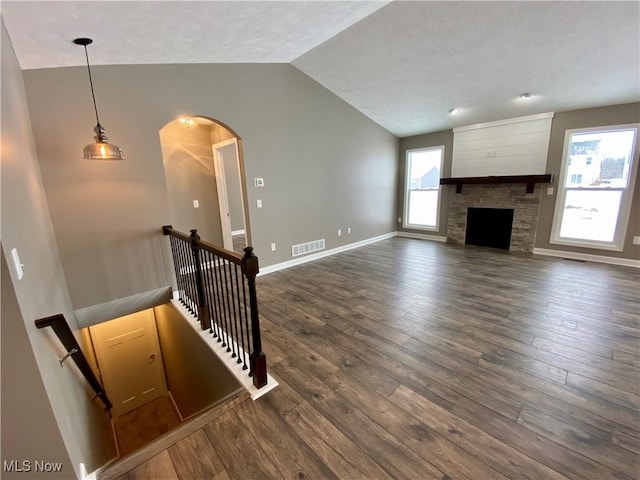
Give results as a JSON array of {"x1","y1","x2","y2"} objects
[
  {"x1": 154, "y1": 303, "x2": 242, "y2": 419},
  {"x1": 1, "y1": 22, "x2": 116, "y2": 477},
  {"x1": 1, "y1": 247, "x2": 73, "y2": 480},
  {"x1": 536, "y1": 103, "x2": 640, "y2": 258},
  {"x1": 160, "y1": 120, "x2": 224, "y2": 245},
  {"x1": 22, "y1": 63, "x2": 398, "y2": 310},
  {"x1": 397, "y1": 129, "x2": 454, "y2": 238}
]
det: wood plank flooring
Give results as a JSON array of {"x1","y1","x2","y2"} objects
[{"x1": 117, "y1": 238, "x2": 640, "y2": 480}]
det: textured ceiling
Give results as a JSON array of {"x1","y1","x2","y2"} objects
[{"x1": 2, "y1": 1, "x2": 639, "y2": 137}]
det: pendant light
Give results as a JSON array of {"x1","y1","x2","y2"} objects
[{"x1": 73, "y1": 37, "x2": 124, "y2": 160}]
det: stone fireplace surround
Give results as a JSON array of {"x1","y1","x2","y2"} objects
[{"x1": 445, "y1": 183, "x2": 543, "y2": 253}]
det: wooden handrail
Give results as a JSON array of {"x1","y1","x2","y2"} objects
[{"x1": 35, "y1": 314, "x2": 112, "y2": 410}]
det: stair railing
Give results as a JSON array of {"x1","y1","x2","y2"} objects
[
  {"x1": 35, "y1": 314, "x2": 112, "y2": 410},
  {"x1": 162, "y1": 226, "x2": 267, "y2": 389}
]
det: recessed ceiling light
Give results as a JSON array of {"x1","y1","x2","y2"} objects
[
  {"x1": 448, "y1": 107, "x2": 460, "y2": 115},
  {"x1": 178, "y1": 116, "x2": 195, "y2": 128},
  {"x1": 520, "y1": 92, "x2": 535, "y2": 100}
]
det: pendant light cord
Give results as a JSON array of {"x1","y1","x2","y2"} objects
[{"x1": 82, "y1": 44, "x2": 101, "y2": 126}]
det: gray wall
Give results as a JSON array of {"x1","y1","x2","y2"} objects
[
  {"x1": 536, "y1": 103, "x2": 640, "y2": 258},
  {"x1": 398, "y1": 103, "x2": 640, "y2": 260},
  {"x1": 398, "y1": 129, "x2": 454, "y2": 238},
  {"x1": 23, "y1": 63, "x2": 398, "y2": 311},
  {"x1": 154, "y1": 304, "x2": 242, "y2": 419},
  {"x1": 160, "y1": 120, "x2": 224, "y2": 245},
  {"x1": 1, "y1": 22, "x2": 116, "y2": 477},
  {"x1": 1, "y1": 248, "x2": 73, "y2": 480}
]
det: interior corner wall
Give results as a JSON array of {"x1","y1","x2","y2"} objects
[
  {"x1": 22, "y1": 63, "x2": 398, "y2": 312},
  {"x1": 397, "y1": 130, "x2": 454, "y2": 238},
  {"x1": 1, "y1": 22, "x2": 116, "y2": 477},
  {"x1": 535, "y1": 103, "x2": 640, "y2": 258},
  {"x1": 160, "y1": 121, "x2": 224, "y2": 245},
  {"x1": 153, "y1": 303, "x2": 241, "y2": 419}
]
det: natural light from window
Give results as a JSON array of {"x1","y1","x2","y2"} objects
[
  {"x1": 404, "y1": 147, "x2": 444, "y2": 230},
  {"x1": 552, "y1": 126, "x2": 638, "y2": 250}
]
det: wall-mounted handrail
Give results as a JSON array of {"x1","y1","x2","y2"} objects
[
  {"x1": 35, "y1": 314, "x2": 112, "y2": 410},
  {"x1": 162, "y1": 225, "x2": 267, "y2": 389}
]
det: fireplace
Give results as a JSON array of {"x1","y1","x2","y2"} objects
[
  {"x1": 465, "y1": 207, "x2": 514, "y2": 250},
  {"x1": 445, "y1": 184, "x2": 543, "y2": 253}
]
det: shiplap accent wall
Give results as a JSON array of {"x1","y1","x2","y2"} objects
[{"x1": 452, "y1": 112, "x2": 554, "y2": 177}]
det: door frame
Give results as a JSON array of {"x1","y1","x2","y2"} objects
[{"x1": 212, "y1": 138, "x2": 246, "y2": 251}]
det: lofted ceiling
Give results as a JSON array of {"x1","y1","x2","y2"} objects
[{"x1": 2, "y1": 1, "x2": 639, "y2": 137}]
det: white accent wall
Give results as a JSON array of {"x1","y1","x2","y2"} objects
[{"x1": 452, "y1": 113, "x2": 554, "y2": 177}]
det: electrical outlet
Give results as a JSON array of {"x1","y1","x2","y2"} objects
[
  {"x1": 257, "y1": 199, "x2": 262, "y2": 208},
  {"x1": 633, "y1": 236, "x2": 640, "y2": 245},
  {"x1": 270, "y1": 243, "x2": 276, "y2": 251},
  {"x1": 193, "y1": 200, "x2": 199, "y2": 208},
  {"x1": 397, "y1": 217, "x2": 402, "y2": 224},
  {"x1": 347, "y1": 227, "x2": 351, "y2": 234},
  {"x1": 338, "y1": 229, "x2": 342, "y2": 236},
  {"x1": 546, "y1": 187, "x2": 554, "y2": 195},
  {"x1": 254, "y1": 178, "x2": 265, "y2": 187}
]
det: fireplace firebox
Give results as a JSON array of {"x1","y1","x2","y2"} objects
[{"x1": 465, "y1": 207, "x2": 514, "y2": 250}]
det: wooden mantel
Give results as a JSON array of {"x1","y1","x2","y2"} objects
[{"x1": 440, "y1": 174, "x2": 553, "y2": 194}]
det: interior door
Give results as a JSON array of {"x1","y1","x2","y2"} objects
[
  {"x1": 90, "y1": 309, "x2": 168, "y2": 418},
  {"x1": 213, "y1": 143, "x2": 234, "y2": 251}
]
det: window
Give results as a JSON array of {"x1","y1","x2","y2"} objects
[
  {"x1": 403, "y1": 146, "x2": 444, "y2": 230},
  {"x1": 551, "y1": 125, "x2": 638, "y2": 251}
]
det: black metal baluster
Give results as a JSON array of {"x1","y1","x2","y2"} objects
[
  {"x1": 241, "y1": 274, "x2": 251, "y2": 371},
  {"x1": 178, "y1": 238, "x2": 192, "y2": 312},
  {"x1": 223, "y1": 258, "x2": 237, "y2": 358},
  {"x1": 214, "y1": 255, "x2": 230, "y2": 348},
  {"x1": 233, "y1": 263, "x2": 247, "y2": 367},
  {"x1": 204, "y1": 250, "x2": 219, "y2": 337},
  {"x1": 211, "y1": 253, "x2": 225, "y2": 344},
  {"x1": 201, "y1": 250, "x2": 213, "y2": 334}
]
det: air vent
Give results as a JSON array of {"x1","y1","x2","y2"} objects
[{"x1": 291, "y1": 239, "x2": 325, "y2": 258}]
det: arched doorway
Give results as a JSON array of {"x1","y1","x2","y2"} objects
[{"x1": 159, "y1": 115, "x2": 251, "y2": 254}]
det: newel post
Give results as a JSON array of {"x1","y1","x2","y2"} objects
[
  {"x1": 190, "y1": 229, "x2": 211, "y2": 331},
  {"x1": 242, "y1": 246, "x2": 267, "y2": 388}
]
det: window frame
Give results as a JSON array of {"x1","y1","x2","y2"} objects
[
  {"x1": 403, "y1": 146, "x2": 445, "y2": 232},
  {"x1": 550, "y1": 124, "x2": 639, "y2": 251}
]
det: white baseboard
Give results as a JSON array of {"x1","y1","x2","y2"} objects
[
  {"x1": 396, "y1": 231, "x2": 447, "y2": 242},
  {"x1": 231, "y1": 230, "x2": 245, "y2": 236},
  {"x1": 259, "y1": 232, "x2": 396, "y2": 276},
  {"x1": 533, "y1": 248, "x2": 640, "y2": 268}
]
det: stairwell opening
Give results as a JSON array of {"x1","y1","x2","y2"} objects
[{"x1": 80, "y1": 302, "x2": 244, "y2": 459}]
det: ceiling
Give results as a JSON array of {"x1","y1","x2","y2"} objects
[{"x1": 2, "y1": 1, "x2": 639, "y2": 137}]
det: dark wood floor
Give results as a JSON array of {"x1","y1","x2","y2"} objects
[{"x1": 118, "y1": 238, "x2": 640, "y2": 480}]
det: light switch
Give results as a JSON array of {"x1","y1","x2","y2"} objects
[
  {"x1": 257, "y1": 199, "x2": 263, "y2": 208},
  {"x1": 546, "y1": 187, "x2": 554, "y2": 195},
  {"x1": 193, "y1": 200, "x2": 200, "y2": 208},
  {"x1": 633, "y1": 236, "x2": 640, "y2": 245},
  {"x1": 10, "y1": 248, "x2": 24, "y2": 280}
]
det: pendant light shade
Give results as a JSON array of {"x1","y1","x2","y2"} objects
[{"x1": 74, "y1": 37, "x2": 124, "y2": 160}]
